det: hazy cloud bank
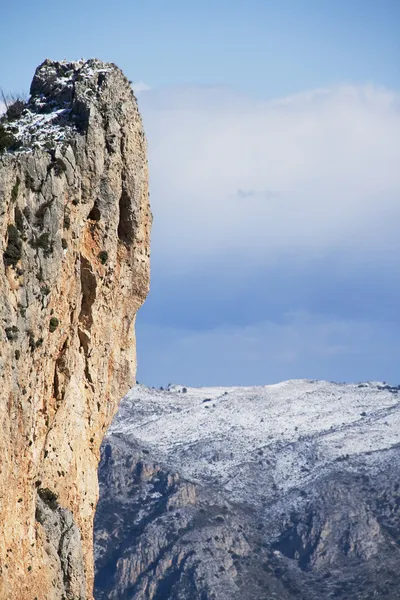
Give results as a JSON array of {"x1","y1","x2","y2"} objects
[
  {"x1": 138, "y1": 83, "x2": 400, "y2": 273},
  {"x1": 133, "y1": 82, "x2": 400, "y2": 386}
]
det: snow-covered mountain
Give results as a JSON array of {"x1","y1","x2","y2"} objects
[{"x1": 95, "y1": 380, "x2": 400, "y2": 600}]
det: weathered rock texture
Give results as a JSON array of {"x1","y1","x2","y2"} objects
[
  {"x1": 95, "y1": 381, "x2": 400, "y2": 599},
  {"x1": 0, "y1": 59, "x2": 151, "y2": 600}
]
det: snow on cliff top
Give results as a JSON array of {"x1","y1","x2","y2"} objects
[
  {"x1": 108, "y1": 379, "x2": 400, "y2": 507},
  {"x1": 1, "y1": 59, "x2": 112, "y2": 152}
]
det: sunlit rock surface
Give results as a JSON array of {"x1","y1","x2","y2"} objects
[{"x1": 0, "y1": 58, "x2": 151, "y2": 600}]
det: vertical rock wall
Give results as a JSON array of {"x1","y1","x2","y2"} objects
[{"x1": 0, "y1": 59, "x2": 151, "y2": 600}]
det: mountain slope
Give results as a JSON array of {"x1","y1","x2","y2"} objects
[{"x1": 95, "y1": 380, "x2": 400, "y2": 599}]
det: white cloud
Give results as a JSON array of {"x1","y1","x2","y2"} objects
[
  {"x1": 131, "y1": 81, "x2": 150, "y2": 94},
  {"x1": 0, "y1": 102, "x2": 5, "y2": 115},
  {"x1": 138, "y1": 84, "x2": 400, "y2": 274}
]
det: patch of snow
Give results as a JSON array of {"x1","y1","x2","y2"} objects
[
  {"x1": 8, "y1": 107, "x2": 75, "y2": 152},
  {"x1": 108, "y1": 380, "x2": 400, "y2": 507},
  {"x1": 150, "y1": 492, "x2": 162, "y2": 499},
  {"x1": 1, "y1": 59, "x2": 113, "y2": 153}
]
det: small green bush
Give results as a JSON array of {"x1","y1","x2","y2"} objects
[
  {"x1": 27, "y1": 331, "x2": 35, "y2": 352},
  {"x1": 0, "y1": 125, "x2": 16, "y2": 153},
  {"x1": 38, "y1": 487, "x2": 58, "y2": 510},
  {"x1": 37, "y1": 232, "x2": 51, "y2": 250},
  {"x1": 14, "y1": 206, "x2": 24, "y2": 233},
  {"x1": 3, "y1": 224, "x2": 22, "y2": 267},
  {"x1": 49, "y1": 317, "x2": 59, "y2": 333},
  {"x1": 6, "y1": 99, "x2": 25, "y2": 121},
  {"x1": 5, "y1": 326, "x2": 18, "y2": 341},
  {"x1": 25, "y1": 174, "x2": 36, "y2": 192},
  {"x1": 98, "y1": 250, "x2": 108, "y2": 264},
  {"x1": 31, "y1": 232, "x2": 53, "y2": 256},
  {"x1": 11, "y1": 177, "x2": 20, "y2": 202},
  {"x1": 53, "y1": 158, "x2": 67, "y2": 176}
]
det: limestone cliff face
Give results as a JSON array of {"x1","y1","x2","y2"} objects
[{"x1": 0, "y1": 59, "x2": 151, "y2": 600}]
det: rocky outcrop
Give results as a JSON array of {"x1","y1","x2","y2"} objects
[
  {"x1": 0, "y1": 59, "x2": 151, "y2": 600},
  {"x1": 95, "y1": 381, "x2": 400, "y2": 599},
  {"x1": 95, "y1": 436, "x2": 253, "y2": 600}
]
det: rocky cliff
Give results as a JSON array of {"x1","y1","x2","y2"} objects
[
  {"x1": 0, "y1": 59, "x2": 151, "y2": 600},
  {"x1": 95, "y1": 381, "x2": 400, "y2": 599}
]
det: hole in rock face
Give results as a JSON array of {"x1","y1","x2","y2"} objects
[
  {"x1": 88, "y1": 202, "x2": 101, "y2": 222},
  {"x1": 117, "y1": 189, "x2": 135, "y2": 245},
  {"x1": 97, "y1": 72, "x2": 107, "y2": 87},
  {"x1": 53, "y1": 364, "x2": 60, "y2": 401},
  {"x1": 53, "y1": 340, "x2": 69, "y2": 403},
  {"x1": 79, "y1": 255, "x2": 97, "y2": 330}
]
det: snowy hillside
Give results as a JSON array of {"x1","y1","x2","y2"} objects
[
  {"x1": 95, "y1": 380, "x2": 400, "y2": 600},
  {"x1": 109, "y1": 379, "x2": 400, "y2": 503}
]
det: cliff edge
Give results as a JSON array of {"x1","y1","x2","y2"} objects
[{"x1": 0, "y1": 59, "x2": 151, "y2": 600}]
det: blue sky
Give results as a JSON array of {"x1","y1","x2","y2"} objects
[
  {"x1": 2, "y1": 1, "x2": 400, "y2": 96},
  {"x1": 2, "y1": 1, "x2": 400, "y2": 386}
]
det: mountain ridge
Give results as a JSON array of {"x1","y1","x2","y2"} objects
[{"x1": 95, "y1": 379, "x2": 400, "y2": 599}]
